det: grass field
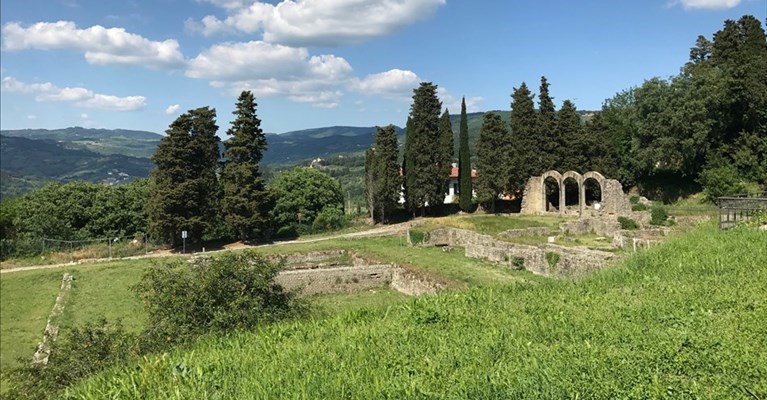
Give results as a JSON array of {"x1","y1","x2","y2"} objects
[
  {"x1": 63, "y1": 223, "x2": 767, "y2": 398},
  {"x1": 415, "y1": 214, "x2": 566, "y2": 236}
]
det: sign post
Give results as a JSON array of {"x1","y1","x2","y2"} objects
[{"x1": 181, "y1": 230, "x2": 188, "y2": 254}]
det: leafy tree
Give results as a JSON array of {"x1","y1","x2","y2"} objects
[
  {"x1": 407, "y1": 82, "x2": 444, "y2": 215},
  {"x1": 221, "y1": 91, "x2": 274, "y2": 242},
  {"x1": 509, "y1": 82, "x2": 539, "y2": 192},
  {"x1": 148, "y1": 107, "x2": 220, "y2": 246},
  {"x1": 556, "y1": 100, "x2": 585, "y2": 172},
  {"x1": 582, "y1": 113, "x2": 620, "y2": 177},
  {"x1": 371, "y1": 125, "x2": 401, "y2": 223},
  {"x1": 269, "y1": 167, "x2": 344, "y2": 235},
  {"x1": 458, "y1": 97, "x2": 473, "y2": 211},
  {"x1": 537, "y1": 76, "x2": 557, "y2": 170},
  {"x1": 476, "y1": 112, "x2": 511, "y2": 213}
]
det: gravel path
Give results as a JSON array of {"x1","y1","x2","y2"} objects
[{"x1": 0, "y1": 221, "x2": 416, "y2": 275}]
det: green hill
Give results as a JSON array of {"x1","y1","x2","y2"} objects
[
  {"x1": 66, "y1": 223, "x2": 767, "y2": 398},
  {"x1": 1, "y1": 127, "x2": 162, "y2": 158},
  {"x1": 0, "y1": 135, "x2": 153, "y2": 186}
]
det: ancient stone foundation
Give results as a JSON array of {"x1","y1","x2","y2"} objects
[{"x1": 428, "y1": 228, "x2": 615, "y2": 277}]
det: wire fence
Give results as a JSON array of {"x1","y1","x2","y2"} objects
[
  {"x1": 1, "y1": 234, "x2": 164, "y2": 264},
  {"x1": 717, "y1": 192, "x2": 767, "y2": 230}
]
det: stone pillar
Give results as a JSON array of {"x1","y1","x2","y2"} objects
[{"x1": 559, "y1": 182, "x2": 565, "y2": 216}]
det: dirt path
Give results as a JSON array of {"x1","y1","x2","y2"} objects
[{"x1": 0, "y1": 221, "x2": 417, "y2": 275}]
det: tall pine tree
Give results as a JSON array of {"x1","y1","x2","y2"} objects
[
  {"x1": 365, "y1": 147, "x2": 378, "y2": 220},
  {"x1": 537, "y1": 76, "x2": 557, "y2": 170},
  {"x1": 458, "y1": 97, "x2": 473, "y2": 212},
  {"x1": 148, "y1": 107, "x2": 220, "y2": 246},
  {"x1": 402, "y1": 117, "x2": 416, "y2": 214},
  {"x1": 509, "y1": 83, "x2": 538, "y2": 193},
  {"x1": 476, "y1": 112, "x2": 510, "y2": 213},
  {"x1": 556, "y1": 100, "x2": 585, "y2": 172},
  {"x1": 407, "y1": 82, "x2": 443, "y2": 215},
  {"x1": 221, "y1": 91, "x2": 273, "y2": 242}
]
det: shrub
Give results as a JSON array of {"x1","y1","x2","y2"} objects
[
  {"x1": 629, "y1": 195, "x2": 640, "y2": 204},
  {"x1": 408, "y1": 229, "x2": 428, "y2": 245},
  {"x1": 650, "y1": 206, "x2": 669, "y2": 226},
  {"x1": 133, "y1": 251, "x2": 306, "y2": 347},
  {"x1": 6, "y1": 319, "x2": 136, "y2": 400},
  {"x1": 698, "y1": 160, "x2": 752, "y2": 201},
  {"x1": 512, "y1": 256, "x2": 525, "y2": 270},
  {"x1": 545, "y1": 252, "x2": 560, "y2": 270},
  {"x1": 631, "y1": 203, "x2": 647, "y2": 212},
  {"x1": 618, "y1": 216, "x2": 639, "y2": 230},
  {"x1": 312, "y1": 206, "x2": 349, "y2": 232}
]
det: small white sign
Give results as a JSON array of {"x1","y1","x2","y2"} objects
[{"x1": 181, "y1": 230, "x2": 188, "y2": 239}]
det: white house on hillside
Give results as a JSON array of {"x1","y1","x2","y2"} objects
[{"x1": 399, "y1": 164, "x2": 478, "y2": 205}]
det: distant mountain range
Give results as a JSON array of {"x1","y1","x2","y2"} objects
[{"x1": 0, "y1": 110, "x2": 594, "y2": 199}]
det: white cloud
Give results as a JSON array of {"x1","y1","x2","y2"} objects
[
  {"x1": 2, "y1": 76, "x2": 146, "y2": 111},
  {"x1": 672, "y1": 0, "x2": 741, "y2": 9},
  {"x1": 27, "y1": 114, "x2": 37, "y2": 120},
  {"x1": 437, "y1": 87, "x2": 483, "y2": 114},
  {"x1": 187, "y1": 40, "x2": 354, "y2": 107},
  {"x1": 351, "y1": 69, "x2": 421, "y2": 100},
  {"x1": 80, "y1": 113, "x2": 89, "y2": 119},
  {"x1": 189, "y1": 0, "x2": 446, "y2": 46},
  {"x1": 1, "y1": 21, "x2": 185, "y2": 69},
  {"x1": 165, "y1": 104, "x2": 180, "y2": 115}
]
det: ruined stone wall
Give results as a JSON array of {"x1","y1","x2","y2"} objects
[
  {"x1": 428, "y1": 228, "x2": 615, "y2": 277},
  {"x1": 560, "y1": 218, "x2": 622, "y2": 236},
  {"x1": 276, "y1": 265, "x2": 393, "y2": 296},
  {"x1": 498, "y1": 227, "x2": 555, "y2": 238},
  {"x1": 520, "y1": 176, "x2": 543, "y2": 215},
  {"x1": 391, "y1": 268, "x2": 445, "y2": 295}
]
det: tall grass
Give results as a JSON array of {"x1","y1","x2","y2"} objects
[{"x1": 66, "y1": 223, "x2": 767, "y2": 399}]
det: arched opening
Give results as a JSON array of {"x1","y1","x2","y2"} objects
[
  {"x1": 563, "y1": 177, "x2": 580, "y2": 211},
  {"x1": 584, "y1": 178, "x2": 602, "y2": 208},
  {"x1": 544, "y1": 176, "x2": 560, "y2": 212}
]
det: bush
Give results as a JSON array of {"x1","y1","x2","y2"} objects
[
  {"x1": 133, "y1": 251, "x2": 306, "y2": 347},
  {"x1": 650, "y1": 206, "x2": 669, "y2": 226},
  {"x1": 629, "y1": 195, "x2": 640, "y2": 204},
  {"x1": 698, "y1": 160, "x2": 752, "y2": 201},
  {"x1": 631, "y1": 203, "x2": 647, "y2": 212},
  {"x1": 408, "y1": 229, "x2": 428, "y2": 245},
  {"x1": 6, "y1": 319, "x2": 136, "y2": 400},
  {"x1": 618, "y1": 216, "x2": 639, "y2": 230},
  {"x1": 312, "y1": 206, "x2": 349, "y2": 232}
]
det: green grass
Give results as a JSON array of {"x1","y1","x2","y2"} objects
[
  {"x1": 0, "y1": 269, "x2": 65, "y2": 371},
  {"x1": 310, "y1": 287, "x2": 410, "y2": 315},
  {"x1": 416, "y1": 214, "x2": 567, "y2": 237},
  {"x1": 65, "y1": 223, "x2": 767, "y2": 398}
]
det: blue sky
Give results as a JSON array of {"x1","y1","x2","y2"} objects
[{"x1": 1, "y1": 0, "x2": 765, "y2": 135}]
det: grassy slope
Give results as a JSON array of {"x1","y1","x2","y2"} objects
[{"x1": 66, "y1": 223, "x2": 767, "y2": 399}]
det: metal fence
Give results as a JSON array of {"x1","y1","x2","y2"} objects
[{"x1": 717, "y1": 192, "x2": 767, "y2": 230}]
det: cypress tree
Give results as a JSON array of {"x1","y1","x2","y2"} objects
[
  {"x1": 476, "y1": 112, "x2": 510, "y2": 213},
  {"x1": 458, "y1": 97, "x2": 473, "y2": 212},
  {"x1": 438, "y1": 109, "x2": 454, "y2": 202},
  {"x1": 365, "y1": 146, "x2": 378, "y2": 220},
  {"x1": 537, "y1": 76, "x2": 557, "y2": 170},
  {"x1": 509, "y1": 83, "x2": 538, "y2": 193},
  {"x1": 556, "y1": 100, "x2": 584, "y2": 172},
  {"x1": 148, "y1": 107, "x2": 220, "y2": 246},
  {"x1": 402, "y1": 117, "x2": 416, "y2": 215},
  {"x1": 220, "y1": 91, "x2": 273, "y2": 242},
  {"x1": 372, "y1": 125, "x2": 401, "y2": 223},
  {"x1": 408, "y1": 82, "x2": 443, "y2": 216}
]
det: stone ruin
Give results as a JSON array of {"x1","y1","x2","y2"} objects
[{"x1": 521, "y1": 170, "x2": 632, "y2": 217}]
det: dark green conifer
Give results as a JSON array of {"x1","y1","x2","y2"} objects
[{"x1": 458, "y1": 97, "x2": 473, "y2": 212}]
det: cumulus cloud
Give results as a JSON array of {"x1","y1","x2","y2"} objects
[
  {"x1": 187, "y1": 40, "x2": 354, "y2": 107},
  {"x1": 350, "y1": 69, "x2": 421, "y2": 100},
  {"x1": 1, "y1": 21, "x2": 185, "y2": 69},
  {"x1": 672, "y1": 0, "x2": 741, "y2": 9},
  {"x1": 1, "y1": 76, "x2": 146, "y2": 111},
  {"x1": 165, "y1": 104, "x2": 181, "y2": 115},
  {"x1": 188, "y1": 0, "x2": 446, "y2": 46}
]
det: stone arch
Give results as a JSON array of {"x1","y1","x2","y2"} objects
[
  {"x1": 561, "y1": 171, "x2": 582, "y2": 214},
  {"x1": 581, "y1": 171, "x2": 606, "y2": 210},
  {"x1": 540, "y1": 171, "x2": 563, "y2": 213}
]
